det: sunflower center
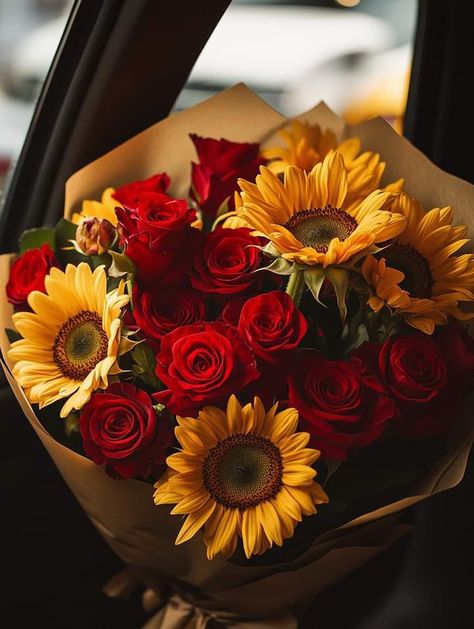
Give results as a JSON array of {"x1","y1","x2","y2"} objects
[
  {"x1": 382, "y1": 242, "x2": 434, "y2": 298},
  {"x1": 203, "y1": 433, "x2": 283, "y2": 511},
  {"x1": 53, "y1": 311, "x2": 108, "y2": 381},
  {"x1": 285, "y1": 205, "x2": 357, "y2": 253}
]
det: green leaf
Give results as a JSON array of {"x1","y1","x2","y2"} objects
[
  {"x1": 108, "y1": 250, "x2": 136, "y2": 278},
  {"x1": 215, "y1": 196, "x2": 231, "y2": 218},
  {"x1": 54, "y1": 219, "x2": 85, "y2": 265},
  {"x1": 131, "y1": 343, "x2": 162, "y2": 389},
  {"x1": 5, "y1": 328, "x2": 21, "y2": 343},
  {"x1": 64, "y1": 412, "x2": 80, "y2": 437},
  {"x1": 19, "y1": 228, "x2": 55, "y2": 253}
]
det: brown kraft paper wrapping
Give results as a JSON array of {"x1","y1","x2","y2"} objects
[{"x1": 2, "y1": 85, "x2": 474, "y2": 627}]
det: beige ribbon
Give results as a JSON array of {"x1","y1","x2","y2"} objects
[{"x1": 104, "y1": 568, "x2": 298, "y2": 629}]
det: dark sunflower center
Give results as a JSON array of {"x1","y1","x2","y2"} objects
[
  {"x1": 53, "y1": 311, "x2": 108, "y2": 381},
  {"x1": 203, "y1": 433, "x2": 283, "y2": 511},
  {"x1": 382, "y1": 242, "x2": 434, "y2": 298},
  {"x1": 285, "y1": 205, "x2": 357, "y2": 252}
]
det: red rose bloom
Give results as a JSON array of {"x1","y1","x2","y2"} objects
[
  {"x1": 6, "y1": 244, "x2": 58, "y2": 307},
  {"x1": 117, "y1": 192, "x2": 196, "y2": 239},
  {"x1": 112, "y1": 172, "x2": 171, "y2": 207},
  {"x1": 436, "y1": 322, "x2": 474, "y2": 395},
  {"x1": 80, "y1": 383, "x2": 173, "y2": 479},
  {"x1": 358, "y1": 331, "x2": 471, "y2": 437},
  {"x1": 132, "y1": 285, "x2": 206, "y2": 343},
  {"x1": 191, "y1": 228, "x2": 265, "y2": 296},
  {"x1": 116, "y1": 194, "x2": 201, "y2": 289},
  {"x1": 288, "y1": 351, "x2": 395, "y2": 460},
  {"x1": 190, "y1": 135, "x2": 264, "y2": 217},
  {"x1": 238, "y1": 291, "x2": 307, "y2": 361},
  {"x1": 154, "y1": 322, "x2": 260, "y2": 415}
]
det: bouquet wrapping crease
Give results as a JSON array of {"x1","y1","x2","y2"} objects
[{"x1": 1, "y1": 85, "x2": 474, "y2": 628}]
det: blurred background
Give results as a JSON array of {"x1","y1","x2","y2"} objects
[{"x1": 0, "y1": 0, "x2": 417, "y2": 198}]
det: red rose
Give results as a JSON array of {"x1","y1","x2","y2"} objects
[
  {"x1": 132, "y1": 285, "x2": 207, "y2": 344},
  {"x1": 436, "y1": 322, "x2": 474, "y2": 395},
  {"x1": 6, "y1": 244, "x2": 58, "y2": 307},
  {"x1": 117, "y1": 192, "x2": 196, "y2": 239},
  {"x1": 190, "y1": 135, "x2": 264, "y2": 217},
  {"x1": 359, "y1": 330, "x2": 472, "y2": 437},
  {"x1": 238, "y1": 291, "x2": 307, "y2": 361},
  {"x1": 154, "y1": 322, "x2": 259, "y2": 415},
  {"x1": 191, "y1": 228, "x2": 265, "y2": 297},
  {"x1": 288, "y1": 351, "x2": 395, "y2": 460},
  {"x1": 112, "y1": 172, "x2": 171, "y2": 207},
  {"x1": 116, "y1": 195, "x2": 201, "y2": 289},
  {"x1": 80, "y1": 383, "x2": 173, "y2": 479}
]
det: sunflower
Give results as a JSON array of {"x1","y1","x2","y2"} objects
[
  {"x1": 363, "y1": 193, "x2": 474, "y2": 334},
  {"x1": 8, "y1": 263, "x2": 131, "y2": 417},
  {"x1": 71, "y1": 188, "x2": 120, "y2": 226},
  {"x1": 229, "y1": 152, "x2": 405, "y2": 269},
  {"x1": 154, "y1": 395, "x2": 328, "y2": 560},
  {"x1": 262, "y1": 119, "x2": 386, "y2": 181}
]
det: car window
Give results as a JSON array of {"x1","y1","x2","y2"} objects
[
  {"x1": 174, "y1": 0, "x2": 417, "y2": 134},
  {"x1": 0, "y1": 0, "x2": 73, "y2": 198}
]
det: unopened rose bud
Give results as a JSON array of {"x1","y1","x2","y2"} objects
[{"x1": 76, "y1": 217, "x2": 116, "y2": 255}]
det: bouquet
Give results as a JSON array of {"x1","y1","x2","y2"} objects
[{"x1": 1, "y1": 85, "x2": 474, "y2": 627}]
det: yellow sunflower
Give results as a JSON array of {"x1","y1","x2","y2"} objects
[
  {"x1": 362, "y1": 193, "x2": 474, "y2": 334},
  {"x1": 71, "y1": 187, "x2": 120, "y2": 226},
  {"x1": 262, "y1": 120, "x2": 388, "y2": 187},
  {"x1": 229, "y1": 152, "x2": 405, "y2": 269},
  {"x1": 8, "y1": 263, "x2": 131, "y2": 417},
  {"x1": 154, "y1": 395, "x2": 328, "y2": 560}
]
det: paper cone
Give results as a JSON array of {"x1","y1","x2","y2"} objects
[{"x1": 2, "y1": 85, "x2": 474, "y2": 627}]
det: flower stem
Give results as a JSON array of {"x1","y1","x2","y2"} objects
[{"x1": 286, "y1": 271, "x2": 305, "y2": 308}]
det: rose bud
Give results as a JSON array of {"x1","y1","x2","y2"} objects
[{"x1": 75, "y1": 217, "x2": 117, "y2": 255}]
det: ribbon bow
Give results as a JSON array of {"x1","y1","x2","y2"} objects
[{"x1": 104, "y1": 568, "x2": 298, "y2": 629}]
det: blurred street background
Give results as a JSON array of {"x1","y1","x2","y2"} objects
[{"x1": 0, "y1": 0, "x2": 416, "y2": 209}]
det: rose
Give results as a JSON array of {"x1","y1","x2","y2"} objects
[
  {"x1": 436, "y1": 322, "x2": 474, "y2": 396},
  {"x1": 80, "y1": 383, "x2": 173, "y2": 479},
  {"x1": 132, "y1": 285, "x2": 207, "y2": 343},
  {"x1": 117, "y1": 192, "x2": 197, "y2": 240},
  {"x1": 75, "y1": 217, "x2": 117, "y2": 255},
  {"x1": 238, "y1": 291, "x2": 307, "y2": 361},
  {"x1": 6, "y1": 244, "x2": 58, "y2": 307},
  {"x1": 288, "y1": 351, "x2": 395, "y2": 460},
  {"x1": 112, "y1": 172, "x2": 171, "y2": 207},
  {"x1": 116, "y1": 195, "x2": 201, "y2": 289},
  {"x1": 359, "y1": 330, "x2": 472, "y2": 437},
  {"x1": 154, "y1": 322, "x2": 259, "y2": 415},
  {"x1": 190, "y1": 135, "x2": 264, "y2": 217},
  {"x1": 191, "y1": 228, "x2": 265, "y2": 297}
]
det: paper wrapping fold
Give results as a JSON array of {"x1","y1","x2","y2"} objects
[{"x1": 2, "y1": 85, "x2": 474, "y2": 626}]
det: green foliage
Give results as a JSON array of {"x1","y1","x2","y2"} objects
[
  {"x1": 131, "y1": 343, "x2": 162, "y2": 389},
  {"x1": 19, "y1": 228, "x2": 55, "y2": 253},
  {"x1": 54, "y1": 218, "x2": 110, "y2": 268},
  {"x1": 108, "y1": 250, "x2": 136, "y2": 277},
  {"x1": 5, "y1": 328, "x2": 21, "y2": 343},
  {"x1": 64, "y1": 412, "x2": 80, "y2": 437}
]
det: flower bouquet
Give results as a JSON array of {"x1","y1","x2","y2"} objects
[{"x1": 1, "y1": 84, "x2": 474, "y2": 627}]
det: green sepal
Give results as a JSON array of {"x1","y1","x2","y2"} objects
[
  {"x1": 326, "y1": 267, "x2": 349, "y2": 323},
  {"x1": 303, "y1": 266, "x2": 326, "y2": 305}
]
